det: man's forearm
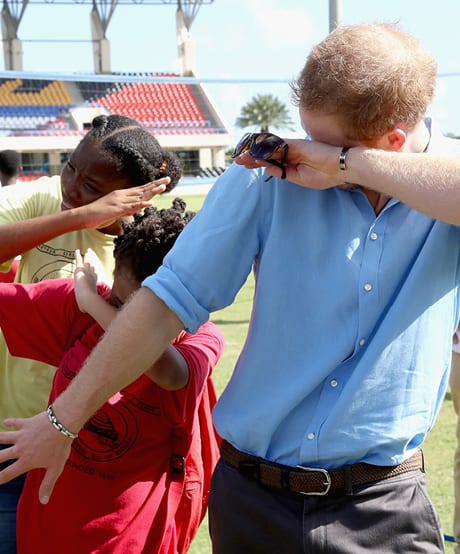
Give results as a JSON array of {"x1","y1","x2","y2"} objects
[
  {"x1": 51, "y1": 287, "x2": 184, "y2": 432},
  {"x1": 277, "y1": 140, "x2": 460, "y2": 225},
  {"x1": 346, "y1": 148, "x2": 460, "y2": 225}
]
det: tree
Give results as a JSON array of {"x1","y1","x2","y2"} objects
[{"x1": 235, "y1": 93, "x2": 296, "y2": 133}]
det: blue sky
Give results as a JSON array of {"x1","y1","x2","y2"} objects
[{"x1": 2, "y1": 0, "x2": 460, "y2": 142}]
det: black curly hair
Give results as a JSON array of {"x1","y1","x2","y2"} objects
[
  {"x1": 85, "y1": 114, "x2": 182, "y2": 193},
  {"x1": 113, "y1": 197, "x2": 195, "y2": 282},
  {"x1": 0, "y1": 149, "x2": 21, "y2": 179}
]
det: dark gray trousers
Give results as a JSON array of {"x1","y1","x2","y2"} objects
[{"x1": 208, "y1": 459, "x2": 445, "y2": 554}]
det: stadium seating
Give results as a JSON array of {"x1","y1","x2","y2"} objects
[{"x1": 0, "y1": 74, "x2": 226, "y2": 136}]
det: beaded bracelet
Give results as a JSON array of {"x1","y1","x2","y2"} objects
[
  {"x1": 47, "y1": 405, "x2": 79, "y2": 440},
  {"x1": 338, "y1": 146, "x2": 351, "y2": 171}
]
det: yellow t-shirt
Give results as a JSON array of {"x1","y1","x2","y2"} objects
[{"x1": 0, "y1": 176, "x2": 116, "y2": 431}]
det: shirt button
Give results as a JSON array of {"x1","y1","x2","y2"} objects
[
  {"x1": 364, "y1": 283, "x2": 373, "y2": 292},
  {"x1": 330, "y1": 379, "x2": 338, "y2": 388},
  {"x1": 307, "y1": 432, "x2": 315, "y2": 440},
  {"x1": 370, "y1": 232, "x2": 378, "y2": 241},
  {"x1": 359, "y1": 338, "x2": 366, "y2": 346}
]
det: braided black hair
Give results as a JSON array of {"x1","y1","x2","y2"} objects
[
  {"x1": 113, "y1": 197, "x2": 195, "y2": 282},
  {"x1": 85, "y1": 114, "x2": 182, "y2": 193}
]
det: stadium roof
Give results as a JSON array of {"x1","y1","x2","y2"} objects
[{"x1": 15, "y1": 1, "x2": 214, "y2": 4}]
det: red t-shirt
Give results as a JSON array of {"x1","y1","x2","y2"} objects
[{"x1": 0, "y1": 279, "x2": 223, "y2": 554}]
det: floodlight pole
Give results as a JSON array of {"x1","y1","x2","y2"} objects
[
  {"x1": 329, "y1": 0, "x2": 342, "y2": 32},
  {"x1": 91, "y1": 0, "x2": 118, "y2": 74},
  {"x1": 0, "y1": 0, "x2": 213, "y2": 73},
  {"x1": 1, "y1": 0, "x2": 28, "y2": 70}
]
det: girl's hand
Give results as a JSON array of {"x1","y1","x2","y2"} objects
[
  {"x1": 74, "y1": 249, "x2": 100, "y2": 313},
  {"x1": 76, "y1": 178, "x2": 170, "y2": 234}
]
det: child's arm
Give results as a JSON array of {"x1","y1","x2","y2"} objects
[
  {"x1": 144, "y1": 322, "x2": 224, "y2": 392},
  {"x1": 74, "y1": 250, "x2": 206, "y2": 391},
  {"x1": 145, "y1": 346, "x2": 190, "y2": 391},
  {"x1": 74, "y1": 249, "x2": 116, "y2": 330}
]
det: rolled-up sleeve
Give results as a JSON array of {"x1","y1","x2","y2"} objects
[{"x1": 143, "y1": 163, "x2": 269, "y2": 333}]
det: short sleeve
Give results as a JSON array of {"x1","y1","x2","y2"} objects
[
  {"x1": 171, "y1": 321, "x2": 224, "y2": 429},
  {"x1": 0, "y1": 279, "x2": 80, "y2": 366}
]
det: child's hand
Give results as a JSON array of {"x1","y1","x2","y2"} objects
[{"x1": 74, "y1": 249, "x2": 99, "y2": 313}]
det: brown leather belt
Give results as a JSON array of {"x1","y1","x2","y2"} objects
[{"x1": 220, "y1": 440, "x2": 424, "y2": 496}]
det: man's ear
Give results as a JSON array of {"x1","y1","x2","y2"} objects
[{"x1": 374, "y1": 128, "x2": 407, "y2": 152}]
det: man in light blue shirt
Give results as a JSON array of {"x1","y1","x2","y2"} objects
[
  {"x1": 150, "y1": 117, "x2": 460, "y2": 471},
  {"x1": 0, "y1": 22, "x2": 458, "y2": 554}
]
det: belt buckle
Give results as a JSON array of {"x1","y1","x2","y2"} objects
[{"x1": 295, "y1": 466, "x2": 332, "y2": 496}]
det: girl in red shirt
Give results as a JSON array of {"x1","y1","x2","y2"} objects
[{"x1": 0, "y1": 199, "x2": 223, "y2": 554}]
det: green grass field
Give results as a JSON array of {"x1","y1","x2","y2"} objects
[{"x1": 156, "y1": 192, "x2": 459, "y2": 553}]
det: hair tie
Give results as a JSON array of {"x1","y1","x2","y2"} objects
[{"x1": 158, "y1": 160, "x2": 168, "y2": 175}]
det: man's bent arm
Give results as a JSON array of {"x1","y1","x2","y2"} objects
[
  {"x1": 346, "y1": 148, "x2": 460, "y2": 226},
  {"x1": 249, "y1": 140, "x2": 460, "y2": 226},
  {"x1": 53, "y1": 286, "x2": 184, "y2": 431},
  {"x1": 0, "y1": 287, "x2": 183, "y2": 502}
]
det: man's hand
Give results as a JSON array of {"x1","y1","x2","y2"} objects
[
  {"x1": 233, "y1": 139, "x2": 346, "y2": 190},
  {"x1": 0, "y1": 412, "x2": 73, "y2": 504}
]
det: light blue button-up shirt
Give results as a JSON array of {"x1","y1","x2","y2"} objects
[{"x1": 144, "y1": 124, "x2": 460, "y2": 469}]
